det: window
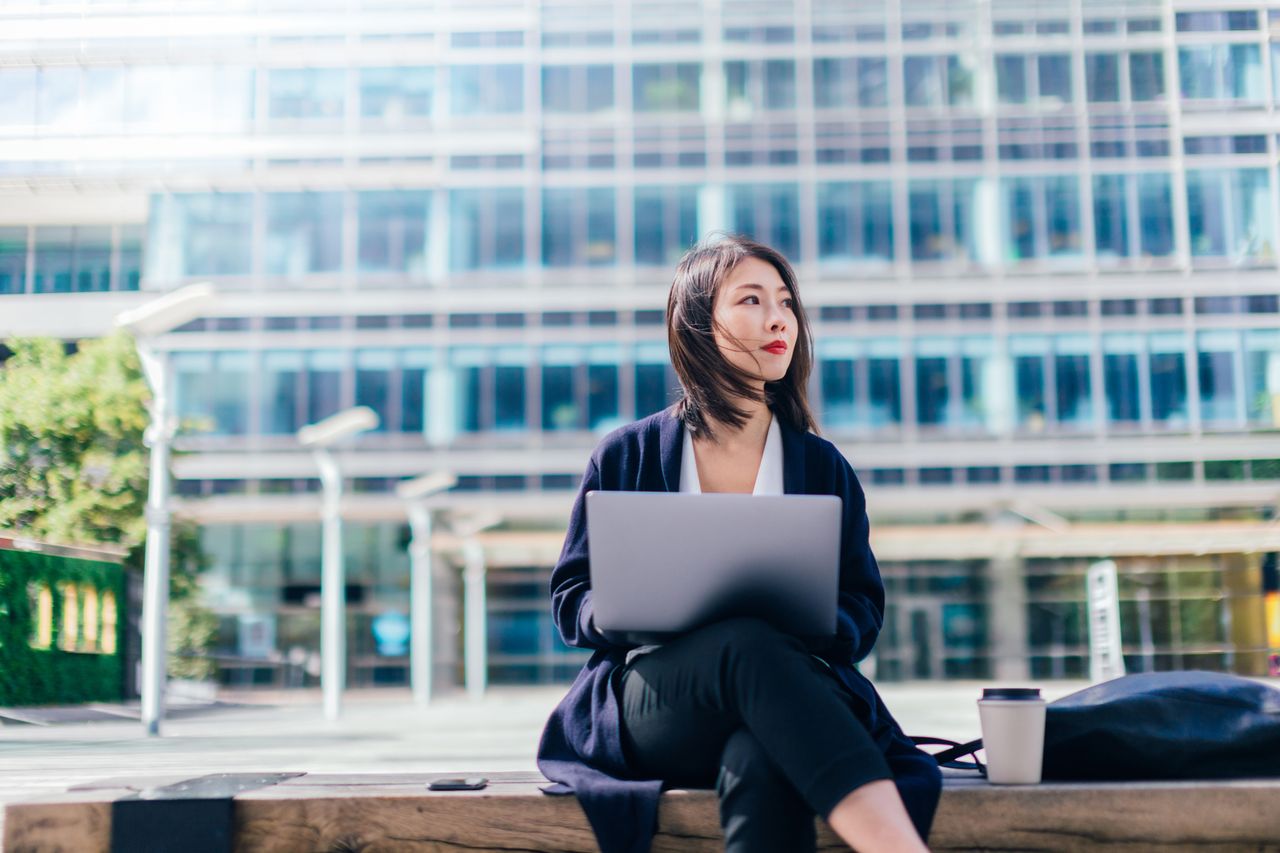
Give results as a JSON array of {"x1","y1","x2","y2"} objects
[
  {"x1": 263, "y1": 351, "x2": 303, "y2": 434},
  {"x1": 1179, "y1": 45, "x2": 1264, "y2": 101},
  {"x1": 265, "y1": 192, "x2": 344, "y2": 277},
  {"x1": 450, "y1": 65, "x2": 523, "y2": 115},
  {"x1": 357, "y1": 191, "x2": 429, "y2": 274},
  {"x1": 908, "y1": 179, "x2": 992, "y2": 264},
  {"x1": 1149, "y1": 334, "x2": 1188, "y2": 424},
  {"x1": 1093, "y1": 173, "x2": 1175, "y2": 262},
  {"x1": 1103, "y1": 335, "x2": 1141, "y2": 423},
  {"x1": 268, "y1": 68, "x2": 345, "y2": 120},
  {"x1": 1129, "y1": 52, "x2": 1165, "y2": 101},
  {"x1": 0, "y1": 67, "x2": 37, "y2": 126},
  {"x1": 817, "y1": 182, "x2": 894, "y2": 266},
  {"x1": 1001, "y1": 176, "x2": 1082, "y2": 261},
  {"x1": 173, "y1": 351, "x2": 250, "y2": 436},
  {"x1": 634, "y1": 185, "x2": 699, "y2": 266},
  {"x1": 542, "y1": 65, "x2": 614, "y2": 113},
  {"x1": 816, "y1": 339, "x2": 903, "y2": 429},
  {"x1": 903, "y1": 55, "x2": 974, "y2": 107},
  {"x1": 355, "y1": 350, "x2": 394, "y2": 433},
  {"x1": 148, "y1": 192, "x2": 253, "y2": 278},
  {"x1": 1185, "y1": 169, "x2": 1273, "y2": 262},
  {"x1": 449, "y1": 188, "x2": 525, "y2": 271},
  {"x1": 542, "y1": 188, "x2": 615, "y2": 267},
  {"x1": 1244, "y1": 330, "x2": 1280, "y2": 425},
  {"x1": 635, "y1": 343, "x2": 675, "y2": 419},
  {"x1": 633, "y1": 63, "x2": 701, "y2": 112},
  {"x1": 32, "y1": 226, "x2": 111, "y2": 293},
  {"x1": 360, "y1": 67, "x2": 433, "y2": 122},
  {"x1": 307, "y1": 351, "x2": 345, "y2": 426},
  {"x1": 724, "y1": 60, "x2": 795, "y2": 114},
  {"x1": 1198, "y1": 331, "x2": 1240, "y2": 424},
  {"x1": 727, "y1": 184, "x2": 800, "y2": 260},
  {"x1": 996, "y1": 54, "x2": 1072, "y2": 105},
  {"x1": 0, "y1": 227, "x2": 26, "y2": 294},
  {"x1": 1085, "y1": 53, "x2": 1120, "y2": 102},
  {"x1": 813, "y1": 57, "x2": 888, "y2": 108}
]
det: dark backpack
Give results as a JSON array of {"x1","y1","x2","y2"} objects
[{"x1": 916, "y1": 671, "x2": 1280, "y2": 780}]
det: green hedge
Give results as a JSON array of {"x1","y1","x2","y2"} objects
[{"x1": 0, "y1": 549, "x2": 125, "y2": 706}]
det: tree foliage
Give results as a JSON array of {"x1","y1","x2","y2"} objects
[
  {"x1": 0, "y1": 333, "x2": 149, "y2": 547},
  {"x1": 0, "y1": 333, "x2": 217, "y2": 681}
]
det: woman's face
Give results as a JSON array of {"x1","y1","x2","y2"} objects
[{"x1": 711, "y1": 256, "x2": 797, "y2": 387}]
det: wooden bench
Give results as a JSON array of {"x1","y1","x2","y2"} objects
[{"x1": 6, "y1": 770, "x2": 1280, "y2": 852}]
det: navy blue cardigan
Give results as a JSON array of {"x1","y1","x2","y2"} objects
[{"x1": 537, "y1": 407, "x2": 942, "y2": 853}]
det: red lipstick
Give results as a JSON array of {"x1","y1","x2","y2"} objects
[{"x1": 763, "y1": 340, "x2": 788, "y2": 354}]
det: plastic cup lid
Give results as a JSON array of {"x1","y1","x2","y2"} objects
[{"x1": 981, "y1": 687, "x2": 1042, "y2": 699}]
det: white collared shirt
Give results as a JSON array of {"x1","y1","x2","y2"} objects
[{"x1": 680, "y1": 413, "x2": 784, "y2": 496}]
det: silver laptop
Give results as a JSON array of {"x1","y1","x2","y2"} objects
[{"x1": 586, "y1": 491, "x2": 842, "y2": 645}]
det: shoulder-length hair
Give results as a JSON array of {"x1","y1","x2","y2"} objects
[{"x1": 666, "y1": 234, "x2": 816, "y2": 441}]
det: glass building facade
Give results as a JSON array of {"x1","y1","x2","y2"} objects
[{"x1": 2, "y1": 0, "x2": 1279, "y2": 686}]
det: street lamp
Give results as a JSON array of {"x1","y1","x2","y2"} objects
[
  {"x1": 115, "y1": 282, "x2": 218, "y2": 737},
  {"x1": 395, "y1": 471, "x2": 457, "y2": 705},
  {"x1": 298, "y1": 406, "x2": 378, "y2": 721},
  {"x1": 450, "y1": 513, "x2": 502, "y2": 701}
]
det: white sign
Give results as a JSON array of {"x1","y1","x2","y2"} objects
[{"x1": 1087, "y1": 559, "x2": 1126, "y2": 683}]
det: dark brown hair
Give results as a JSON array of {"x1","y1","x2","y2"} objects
[{"x1": 666, "y1": 234, "x2": 816, "y2": 441}]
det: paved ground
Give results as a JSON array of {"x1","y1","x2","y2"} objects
[{"x1": 0, "y1": 680, "x2": 1087, "y2": 838}]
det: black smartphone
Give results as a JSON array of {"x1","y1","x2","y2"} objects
[{"x1": 428, "y1": 777, "x2": 488, "y2": 791}]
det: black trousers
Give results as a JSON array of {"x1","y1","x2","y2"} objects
[{"x1": 617, "y1": 617, "x2": 893, "y2": 853}]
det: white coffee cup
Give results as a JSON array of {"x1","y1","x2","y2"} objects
[{"x1": 977, "y1": 687, "x2": 1046, "y2": 785}]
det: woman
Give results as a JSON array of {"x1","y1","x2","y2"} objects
[{"x1": 537, "y1": 236, "x2": 941, "y2": 853}]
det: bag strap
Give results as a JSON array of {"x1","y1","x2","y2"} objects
[{"x1": 910, "y1": 736, "x2": 986, "y2": 776}]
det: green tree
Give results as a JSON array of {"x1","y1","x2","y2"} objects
[{"x1": 0, "y1": 332, "x2": 216, "y2": 680}]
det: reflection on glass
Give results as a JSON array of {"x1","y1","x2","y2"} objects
[
  {"x1": 1054, "y1": 344, "x2": 1093, "y2": 428},
  {"x1": 355, "y1": 350, "x2": 394, "y2": 433},
  {"x1": 450, "y1": 65, "x2": 523, "y2": 115},
  {"x1": 1129, "y1": 52, "x2": 1165, "y2": 101},
  {"x1": 263, "y1": 351, "x2": 303, "y2": 435},
  {"x1": 1244, "y1": 330, "x2": 1280, "y2": 425},
  {"x1": 266, "y1": 192, "x2": 343, "y2": 276},
  {"x1": 542, "y1": 65, "x2": 614, "y2": 113},
  {"x1": 1085, "y1": 53, "x2": 1120, "y2": 102},
  {"x1": 1178, "y1": 45, "x2": 1264, "y2": 100},
  {"x1": 1186, "y1": 169, "x2": 1273, "y2": 262},
  {"x1": 541, "y1": 363, "x2": 576, "y2": 430},
  {"x1": 633, "y1": 63, "x2": 701, "y2": 111},
  {"x1": 903, "y1": 56, "x2": 972, "y2": 107},
  {"x1": 542, "y1": 187, "x2": 616, "y2": 267},
  {"x1": 1197, "y1": 331, "x2": 1239, "y2": 424},
  {"x1": 813, "y1": 57, "x2": 888, "y2": 108},
  {"x1": 728, "y1": 183, "x2": 800, "y2": 259},
  {"x1": 150, "y1": 192, "x2": 253, "y2": 278},
  {"x1": 450, "y1": 188, "x2": 525, "y2": 271},
  {"x1": 269, "y1": 68, "x2": 345, "y2": 119},
  {"x1": 587, "y1": 362, "x2": 619, "y2": 430},
  {"x1": 1148, "y1": 335, "x2": 1188, "y2": 424},
  {"x1": 1103, "y1": 336, "x2": 1141, "y2": 423},
  {"x1": 494, "y1": 364, "x2": 527, "y2": 431},
  {"x1": 1001, "y1": 176, "x2": 1081, "y2": 261},
  {"x1": 307, "y1": 351, "x2": 344, "y2": 425},
  {"x1": 358, "y1": 191, "x2": 429, "y2": 274},
  {"x1": 817, "y1": 181, "x2": 893, "y2": 266},
  {"x1": 725, "y1": 59, "x2": 795, "y2": 114},
  {"x1": 360, "y1": 67, "x2": 433, "y2": 122},
  {"x1": 634, "y1": 185, "x2": 699, "y2": 265},
  {"x1": 0, "y1": 227, "x2": 26, "y2": 294},
  {"x1": 1093, "y1": 174, "x2": 1128, "y2": 260}
]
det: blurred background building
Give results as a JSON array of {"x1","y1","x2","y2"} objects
[{"x1": 2, "y1": 0, "x2": 1279, "y2": 690}]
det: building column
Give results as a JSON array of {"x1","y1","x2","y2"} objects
[{"x1": 987, "y1": 514, "x2": 1030, "y2": 681}]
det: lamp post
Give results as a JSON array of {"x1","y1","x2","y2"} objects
[
  {"x1": 298, "y1": 406, "x2": 378, "y2": 721},
  {"x1": 395, "y1": 472, "x2": 457, "y2": 705},
  {"x1": 115, "y1": 282, "x2": 218, "y2": 737},
  {"x1": 450, "y1": 513, "x2": 502, "y2": 701}
]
